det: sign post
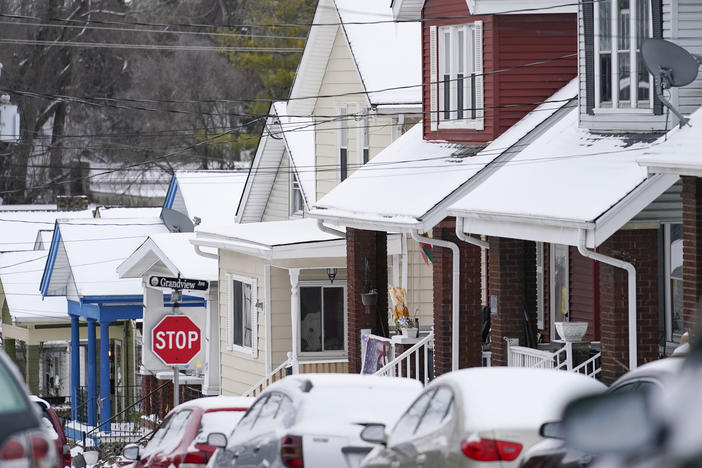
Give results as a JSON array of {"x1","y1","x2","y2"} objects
[{"x1": 152, "y1": 315, "x2": 202, "y2": 408}]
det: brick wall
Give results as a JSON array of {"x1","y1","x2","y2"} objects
[
  {"x1": 346, "y1": 228, "x2": 389, "y2": 373},
  {"x1": 598, "y1": 228, "x2": 659, "y2": 384},
  {"x1": 682, "y1": 176, "x2": 702, "y2": 339},
  {"x1": 432, "y1": 222, "x2": 483, "y2": 376},
  {"x1": 488, "y1": 237, "x2": 537, "y2": 366}
]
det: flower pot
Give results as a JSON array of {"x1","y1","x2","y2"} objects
[
  {"x1": 401, "y1": 327, "x2": 418, "y2": 338},
  {"x1": 361, "y1": 291, "x2": 378, "y2": 306},
  {"x1": 554, "y1": 321, "x2": 588, "y2": 342}
]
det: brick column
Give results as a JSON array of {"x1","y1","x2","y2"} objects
[
  {"x1": 346, "y1": 228, "x2": 389, "y2": 374},
  {"x1": 598, "y1": 228, "x2": 659, "y2": 384},
  {"x1": 682, "y1": 176, "x2": 702, "y2": 339},
  {"x1": 488, "y1": 237, "x2": 537, "y2": 366},
  {"x1": 26, "y1": 345, "x2": 40, "y2": 395},
  {"x1": 432, "y1": 222, "x2": 483, "y2": 376}
]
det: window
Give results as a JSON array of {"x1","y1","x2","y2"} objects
[
  {"x1": 338, "y1": 105, "x2": 349, "y2": 181},
  {"x1": 290, "y1": 173, "x2": 304, "y2": 216},
  {"x1": 550, "y1": 244, "x2": 569, "y2": 339},
  {"x1": 664, "y1": 224, "x2": 684, "y2": 344},
  {"x1": 299, "y1": 284, "x2": 346, "y2": 354},
  {"x1": 390, "y1": 389, "x2": 435, "y2": 444},
  {"x1": 414, "y1": 387, "x2": 454, "y2": 438},
  {"x1": 594, "y1": 0, "x2": 652, "y2": 111},
  {"x1": 226, "y1": 274, "x2": 258, "y2": 357},
  {"x1": 359, "y1": 109, "x2": 370, "y2": 164},
  {"x1": 430, "y1": 22, "x2": 484, "y2": 131}
]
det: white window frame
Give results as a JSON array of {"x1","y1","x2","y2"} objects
[
  {"x1": 226, "y1": 273, "x2": 258, "y2": 358},
  {"x1": 549, "y1": 244, "x2": 569, "y2": 340},
  {"x1": 663, "y1": 223, "x2": 683, "y2": 345},
  {"x1": 357, "y1": 108, "x2": 371, "y2": 165},
  {"x1": 290, "y1": 171, "x2": 304, "y2": 217},
  {"x1": 593, "y1": 0, "x2": 654, "y2": 112},
  {"x1": 433, "y1": 22, "x2": 484, "y2": 131},
  {"x1": 298, "y1": 281, "x2": 348, "y2": 358},
  {"x1": 336, "y1": 104, "x2": 349, "y2": 183},
  {"x1": 536, "y1": 242, "x2": 545, "y2": 330}
]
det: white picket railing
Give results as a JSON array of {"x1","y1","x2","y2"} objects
[
  {"x1": 243, "y1": 359, "x2": 290, "y2": 397},
  {"x1": 242, "y1": 357, "x2": 350, "y2": 397},
  {"x1": 374, "y1": 331, "x2": 434, "y2": 385},
  {"x1": 508, "y1": 341, "x2": 601, "y2": 379}
]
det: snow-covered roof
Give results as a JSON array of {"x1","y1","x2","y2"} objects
[
  {"x1": 165, "y1": 171, "x2": 248, "y2": 227},
  {"x1": 0, "y1": 251, "x2": 68, "y2": 323},
  {"x1": 288, "y1": 0, "x2": 420, "y2": 113},
  {"x1": 41, "y1": 218, "x2": 168, "y2": 298},
  {"x1": 336, "y1": 0, "x2": 421, "y2": 105},
  {"x1": 638, "y1": 107, "x2": 702, "y2": 177},
  {"x1": 173, "y1": 395, "x2": 254, "y2": 412},
  {"x1": 434, "y1": 368, "x2": 604, "y2": 432},
  {"x1": 194, "y1": 218, "x2": 346, "y2": 260},
  {"x1": 393, "y1": 0, "x2": 575, "y2": 20},
  {"x1": 311, "y1": 80, "x2": 578, "y2": 233},
  {"x1": 117, "y1": 232, "x2": 218, "y2": 282},
  {"x1": 0, "y1": 209, "x2": 94, "y2": 253},
  {"x1": 273, "y1": 102, "x2": 316, "y2": 207},
  {"x1": 95, "y1": 207, "x2": 161, "y2": 218},
  {"x1": 449, "y1": 105, "x2": 679, "y2": 248}
]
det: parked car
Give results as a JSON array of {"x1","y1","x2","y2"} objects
[
  {"x1": 557, "y1": 345, "x2": 702, "y2": 468},
  {"x1": 360, "y1": 367, "x2": 605, "y2": 468},
  {"x1": 520, "y1": 357, "x2": 685, "y2": 468},
  {"x1": 30, "y1": 395, "x2": 71, "y2": 468},
  {"x1": 206, "y1": 373, "x2": 424, "y2": 468},
  {"x1": 0, "y1": 350, "x2": 57, "y2": 468},
  {"x1": 122, "y1": 395, "x2": 254, "y2": 468}
]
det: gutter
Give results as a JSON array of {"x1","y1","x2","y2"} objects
[
  {"x1": 456, "y1": 217, "x2": 490, "y2": 249},
  {"x1": 193, "y1": 245, "x2": 218, "y2": 260},
  {"x1": 577, "y1": 229, "x2": 637, "y2": 371},
  {"x1": 316, "y1": 219, "x2": 346, "y2": 237},
  {"x1": 411, "y1": 230, "x2": 460, "y2": 371}
]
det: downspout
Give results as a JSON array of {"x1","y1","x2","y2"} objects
[
  {"x1": 193, "y1": 244, "x2": 218, "y2": 260},
  {"x1": 456, "y1": 217, "x2": 490, "y2": 250},
  {"x1": 577, "y1": 229, "x2": 637, "y2": 371},
  {"x1": 411, "y1": 230, "x2": 460, "y2": 371}
]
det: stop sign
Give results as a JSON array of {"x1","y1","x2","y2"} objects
[{"x1": 152, "y1": 315, "x2": 201, "y2": 366}]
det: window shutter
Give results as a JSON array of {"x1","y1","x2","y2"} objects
[
  {"x1": 473, "y1": 21, "x2": 485, "y2": 130},
  {"x1": 250, "y1": 279, "x2": 259, "y2": 359},
  {"x1": 583, "y1": 1, "x2": 595, "y2": 115},
  {"x1": 226, "y1": 274, "x2": 233, "y2": 351},
  {"x1": 651, "y1": 0, "x2": 663, "y2": 114},
  {"x1": 429, "y1": 25, "x2": 438, "y2": 131}
]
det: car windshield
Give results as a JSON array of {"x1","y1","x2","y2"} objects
[
  {"x1": 194, "y1": 411, "x2": 247, "y2": 444},
  {"x1": 0, "y1": 364, "x2": 27, "y2": 414},
  {"x1": 301, "y1": 385, "x2": 417, "y2": 426}
]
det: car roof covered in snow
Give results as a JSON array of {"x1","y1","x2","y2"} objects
[
  {"x1": 432, "y1": 367, "x2": 605, "y2": 432},
  {"x1": 172, "y1": 396, "x2": 255, "y2": 413}
]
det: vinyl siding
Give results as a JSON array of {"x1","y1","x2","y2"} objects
[
  {"x1": 219, "y1": 250, "x2": 266, "y2": 396},
  {"x1": 406, "y1": 238, "x2": 434, "y2": 327},
  {"x1": 262, "y1": 153, "x2": 290, "y2": 222},
  {"x1": 313, "y1": 28, "x2": 398, "y2": 200}
]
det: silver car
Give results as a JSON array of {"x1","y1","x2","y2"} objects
[
  {"x1": 360, "y1": 367, "x2": 605, "y2": 468},
  {"x1": 207, "y1": 373, "x2": 423, "y2": 468}
]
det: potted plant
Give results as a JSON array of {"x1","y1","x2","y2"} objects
[{"x1": 361, "y1": 289, "x2": 378, "y2": 306}]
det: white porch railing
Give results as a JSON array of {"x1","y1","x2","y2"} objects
[
  {"x1": 243, "y1": 357, "x2": 350, "y2": 397},
  {"x1": 507, "y1": 341, "x2": 601, "y2": 378},
  {"x1": 374, "y1": 331, "x2": 434, "y2": 385}
]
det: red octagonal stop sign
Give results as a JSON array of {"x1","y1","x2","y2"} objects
[{"x1": 152, "y1": 315, "x2": 201, "y2": 366}]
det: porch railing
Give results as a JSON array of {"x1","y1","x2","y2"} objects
[
  {"x1": 374, "y1": 331, "x2": 434, "y2": 385},
  {"x1": 508, "y1": 341, "x2": 601, "y2": 378},
  {"x1": 572, "y1": 352, "x2": 602, "y2": 378},
  {"x1": 243, "y1": 357, "x2": 350, "y2": 398}
]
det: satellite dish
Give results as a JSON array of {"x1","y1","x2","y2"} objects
[
  {"x1": 642, "y1": 39, "x2": 702, "y2": 127},
  {"x1": 161, "y1": 208, "x2": 194, "y2": 233}
]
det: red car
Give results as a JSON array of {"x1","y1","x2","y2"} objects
[
  {"x1": 30, "y1": 396, "x2": 71, "y2": 468},
  {"x1": 123, "y1": 396, "x2": 254, "y2": 468}
]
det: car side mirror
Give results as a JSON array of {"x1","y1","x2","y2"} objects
[
  {"x1": 207, "y1": 432, "x2": 228, "y2": 449},
  {"x1": 122, "y1": 444, "x2": 140, "y2": 461},
  {"x1": 360, "y1": 424, "x2": 387, "y2": 445},
  {"x1": 540, "y1": 421, "x2": 564, "y2": 439},
  {"x1": 72, "y1": 453, "x2": 86, "y2": 468},
  {"x1": 561, "y1": 389, "x2": 660, "y2": 455}
]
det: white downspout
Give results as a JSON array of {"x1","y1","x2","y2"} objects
[
  {"x1": 411, "y1": 230, "x2": 460, "y2": 371},
  {"x1": 316, "y1": 219, "x2": 345, "y2": 237},
  {"x1": 577, "y1": 229, "x2": 637, "y2": 371},
  {"x1": 193, "y1": 244, "x2": 218, "y2": 260},
  {"x1": 456, "y1": 217, "x2": 490, "y2": 250}
]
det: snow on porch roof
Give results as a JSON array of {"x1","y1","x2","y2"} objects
[
  {"x1": 637, "y1": 107, "x2": 702, "y2": 177},
  {"x1": 0, "y1": 251, "x2": 68, "y2": 323},
  {"x1": 449, "y1": 107, "x2": 680, "y2": 248},
  {"x1": 41, "y1": 218, "x2": 168, "y2": 298},
  {"x1": 311, "y1": 79, "x2": 578, "y2": 233},
  {"x1": 335, "y1": 0, "x2": 422, "y2": 105},
  {"x1": 118, "y1": 232, "x2": 217, "y2": 282},
  {"x1": 170, "y1": 170, "x2": 249, "y2": 227}
]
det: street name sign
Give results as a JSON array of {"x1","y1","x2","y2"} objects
[{"x1": 149, "y1": 275, "x2": 209, "y2": 291}]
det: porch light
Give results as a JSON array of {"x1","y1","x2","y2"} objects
[{"x1": 326, "y1": 268, "x2": 338, "y2": 284}]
